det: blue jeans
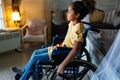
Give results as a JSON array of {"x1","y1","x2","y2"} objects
[{"x1": 20, "y1": 47, "x2": 51, "y2": 80}]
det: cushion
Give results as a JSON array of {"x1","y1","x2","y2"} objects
[
  {"x1": 90, "y1": 9, "x2": 104, "y2": 23},
  {"x1": 26, "y1": 19, "x2": 45, "y2": 35},
  {"x1": 112, "y1": 16, "x2": 120, "y2": 26},
  {"x1": 103, "y1": 9, "x2": 117, "y2": 23}
]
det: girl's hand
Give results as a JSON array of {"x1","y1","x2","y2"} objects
[{"x1": 57, "y1": 64, "x2": 65, "y2": 75}]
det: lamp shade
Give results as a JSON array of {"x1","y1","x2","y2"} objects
[{"x1": 11, "y1": 12, "x2": 21, "y2": 21}]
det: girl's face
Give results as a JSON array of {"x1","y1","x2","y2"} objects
[{"x1": 67, "y1": 5, "x2": 79, "y2": 22}]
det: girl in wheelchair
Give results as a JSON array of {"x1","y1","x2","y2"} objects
[{"x1": 11, "y1": 1, "x2": 93, "y2": 80}]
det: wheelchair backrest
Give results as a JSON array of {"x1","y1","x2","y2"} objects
[
  {"x1": 79, "y1": 28, "x2": 90, "y2": 54},
  {"x1": 79, "y1": 27, "x2": 100, "y2": 55},
  {"x1": 51, "y1": 28, "x2": 90, "y2": 63}
]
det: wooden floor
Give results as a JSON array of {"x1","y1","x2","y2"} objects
[
  {"x1": 0, "y1": 43, "x2": 90, "y2": 80},
  {"x1": 0, "y1": 43, "x2": 41, "y2": 80}
]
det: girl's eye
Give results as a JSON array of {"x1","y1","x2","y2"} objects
[{"x1": 68, "y1": 11, "x2": 71, "y2": 13}]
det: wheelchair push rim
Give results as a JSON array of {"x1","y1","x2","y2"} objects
[{"x1": 49, "y1": 60, "x2": 97, "y2": 80}]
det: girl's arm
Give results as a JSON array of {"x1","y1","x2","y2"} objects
[{"x1": 57, "y1": 40, "x2": 82, "y2": 74}]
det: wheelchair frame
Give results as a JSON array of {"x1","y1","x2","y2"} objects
[{"x1": 30, "y1": 28, "x2": 99, "y2": 80}]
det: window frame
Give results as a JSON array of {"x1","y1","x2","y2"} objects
[{"x1": 0, "y1": 0, "x2": 5, "y2": 29}]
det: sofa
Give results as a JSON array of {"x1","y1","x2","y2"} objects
[{"x1": 86, "y1": 9, "x2": 120, "y2": 66}]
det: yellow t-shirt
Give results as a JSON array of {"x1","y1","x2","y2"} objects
[{"x1": 48, "y1": 21, "x2": 84, "y2": 59}]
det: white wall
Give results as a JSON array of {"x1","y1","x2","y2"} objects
[
  {"x1": 52, "y1": 0, "x2": 120, "y2": 11},
  {"x1": 96, "y1": 0, "x2": 119, "y2": 10},
  {"x1": 20, "y1": 0, "x2": 52, "y2": 43},
  {"x1": 52, "y1": 0, "x2": 72, "y2": 10}
]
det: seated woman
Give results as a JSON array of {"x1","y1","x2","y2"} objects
[{"x1": 11, "y1": 1, "x2": 90, "y2": 80}]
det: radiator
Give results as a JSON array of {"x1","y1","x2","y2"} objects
[{"x1": 0, "y1": 31, "x2": 21, "y2": 53}]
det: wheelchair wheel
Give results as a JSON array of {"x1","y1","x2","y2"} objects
[
  {"x1": 49, "y1": 60, "x2": 97, "y2": 80},
  {"x1": 80, "y1": 48, "x2": 91, "y2": 62},
  {"x1": 32, "y1": 70, "x2": 44, "y2": 80}
]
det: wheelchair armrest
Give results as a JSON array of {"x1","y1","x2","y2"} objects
[
  {"x1": 41, "y1": 35, "x2": 64, "y2": 48},
  {"x1": 41, "y1": 44, "x2": 51, "y2": 48},
  {"x1": 51, "y1": 35, "x2": 64, "y2": 46}
]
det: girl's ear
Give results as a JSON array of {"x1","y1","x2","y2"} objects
[{"x1": 76, "y1": 13, "x2": 80, "y2": 18}]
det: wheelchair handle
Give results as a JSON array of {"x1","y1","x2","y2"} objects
[
  {"x1": 82, "y1": 21, "x2": 101, "y2": 33},
  {"x1": 83, "y1": 27, "x2": 101, "y2": 35},
  {"x1": 90, "y1": 28, "x2": 101, "y2": 33}
]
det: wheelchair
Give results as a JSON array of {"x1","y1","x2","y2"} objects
[{"x1": 31, "y1": 28, "x2": 99, "y2": 80}]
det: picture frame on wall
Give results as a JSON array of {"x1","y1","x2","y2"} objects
[{"x1": 12, "y1": 0, "x2": 21, "y2": 11}]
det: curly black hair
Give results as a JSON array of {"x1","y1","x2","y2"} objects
[
  {"x1": 81, "y1": 0, "x2": 96, "y2": 14},
  {"x1": 70, "y1": 1, "x2": 89, "y2": 21}
]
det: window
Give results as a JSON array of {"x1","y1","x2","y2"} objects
[
  {"x1": 0, "y1": 0, "x2": 5, "y2": 29},
  {"x1": 96, "y1": 0, "x2": 119, "y2": 10}
]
